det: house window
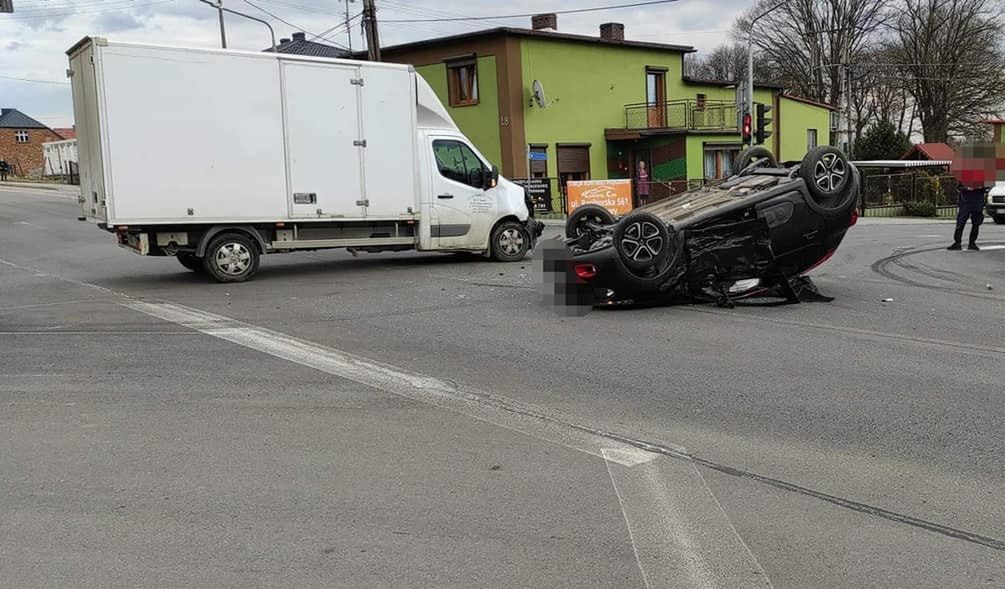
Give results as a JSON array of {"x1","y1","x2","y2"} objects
[
  {"x1": 807, "y1": 129, "x2": 818, "y2": 151},
  {"x1": 703, "y1": 145, "x2": 741, "y2": 180},
  {"x1": 15, "y1": 130, "x2": 29, "y2": 143},
  {"x1": 432, "y1": 139, "x2": 485, "y2": 188},
  {"x1": 446, "y1": 57, "x2": 478, "y2": 107},
  {"x1": 529, "y1": 145, "x2": 548, "y2": 178}
]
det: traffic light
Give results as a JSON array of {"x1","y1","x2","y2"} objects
[
  {"x1": 0, "y1": 0, "x2": 14, "y2": 13},
  {"x1": 742, "y1": 113, "x2": 752, "y2": 143},
  {"x1": 755, "y1": 102, "x2": 773, "y2": 145}
]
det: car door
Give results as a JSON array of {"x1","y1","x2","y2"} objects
[{"x1": 429, "y1": 137, "x2": 495, "y2": 249}]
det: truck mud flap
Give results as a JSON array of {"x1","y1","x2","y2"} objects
[{"x1": 526, "y1": 219, "x2": 545, "y2": 244}]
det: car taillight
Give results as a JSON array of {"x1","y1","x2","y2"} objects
[
  {"x1": 850, "y1": 208, "x2": 859, "y2": 226},
  {"x1": 574, "y1": 264, "x2": 598, "y2": 279}
]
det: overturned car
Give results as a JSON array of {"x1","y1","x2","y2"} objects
[{"x1": 545, "y1": 146, "x2": 860, "y2": 308}]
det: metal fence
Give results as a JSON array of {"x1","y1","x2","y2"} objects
[
  {"x1": 861, "y1": 173, "x2": 958, "y2": 209},
  {"x1": 624, "y1": 99, "x2": 737, "y2": 131}
]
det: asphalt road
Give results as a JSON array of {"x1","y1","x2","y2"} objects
[{"x1": 2, "y1": 184, "x2": 1004, "y2": 588}]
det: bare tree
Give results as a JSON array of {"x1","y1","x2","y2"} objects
[
  {"x1": 733, "y1": 0, "x2": 891, "y2": 109},
  {"x1": 849, "y1": 46, "x2": 912, "y2": 142},
  {"x1": 888, "y1": 0, "x2": 1005, "y2": 142},
  {"x1": 685, "y1": 43, "x2": 772, "y2": 82}
]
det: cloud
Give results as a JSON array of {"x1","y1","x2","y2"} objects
[
  {"x1": 92, "y1": 12, "x2": 144, "y2": 34},
  {"x1": 0, "y1": 0, "x2": 748, "y2": 123}
]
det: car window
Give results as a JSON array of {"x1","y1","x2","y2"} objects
[{"x1": 433, "y1": 140, "x2": 485, "y2": 188}]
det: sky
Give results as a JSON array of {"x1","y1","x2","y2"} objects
[{"x1": 0, "y1": 0, "x2": 752, "y2": 128}]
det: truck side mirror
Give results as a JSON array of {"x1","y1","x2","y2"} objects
[{"x1": 483, "y1": 165, "x2": 498, "y2": 190}]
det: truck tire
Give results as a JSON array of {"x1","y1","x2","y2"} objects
[
  {"x1": 490, "y1": 220, "x2": 531, "y2": 262},
  {"x1": 202, "y1": 233, "x2": 260, "y2": 283},
  {"x1": 177, "y1": 253, "x2": 203, "y2": 272},
  {"x1": 992, "y1": 213, "x2": 1005, "y2": 225}
]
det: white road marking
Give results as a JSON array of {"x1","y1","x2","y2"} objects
[
  {"x1": 979, "y1": 244, "x2": 1005, "y2": 251},
  {"x1": 13, "y1": 221, "x2": 46, "y2": 228},
  {"x1": 3, "y1": 257, "x2": 768, "y2": 587},
  {"x1": 122, "y1": 300, "x2": 659, "y2": 467},
  {"x1": 603, "y1": 451, "x2": 773, "y2": 589}
]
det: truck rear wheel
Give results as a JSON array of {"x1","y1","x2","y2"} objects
[
  {"x1": 177, "y1": 253, "x2": 203, "y2": 272},
  {"x1": 491, "y1": 221, "x2": 531, "y2": 262},
  {"x1": 203, "y1": 233, "x2": 260, "y2": 283}
]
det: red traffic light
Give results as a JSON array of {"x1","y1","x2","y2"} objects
[{"x1": 742, "y1": 114, "x2": 752, "y2": 139}]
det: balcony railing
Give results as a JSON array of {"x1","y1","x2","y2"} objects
[{"x1": 624, "y1": 99, "x2": 738, "y2": 131}]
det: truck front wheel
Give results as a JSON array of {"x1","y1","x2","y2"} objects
[
  {"x1": 203, "y1": 233, "x2": 260, "y2": 283},
  {"x1": 490, "y1": 221, "x2": 531, "y2": 262}
]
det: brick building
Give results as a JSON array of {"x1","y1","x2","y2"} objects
[{"x1": 0, "y1": 108, "x2": 63, "y2": 177}]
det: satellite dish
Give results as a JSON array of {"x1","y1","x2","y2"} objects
[{"x1": 532, "y1": 79, "x2": 547, "y2": 108}]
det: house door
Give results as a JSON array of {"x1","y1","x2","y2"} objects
[
  {"x1": 557, "y1": 145, "x2": 590, "y2": 209},
  {"x1": 646, "y1": 68, "x2": 667, "y2": 127}
]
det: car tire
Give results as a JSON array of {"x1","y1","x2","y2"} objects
[
  {"x1": 202, "y1": 233, "x2": 260, "y2": 283},
  {"x1": 735, "y1": 146, "x2": 777, "y2": 172},
  {"x1": 566, "y1": 204, "x2": 616, "y2": 239},
  {"x1": 177, "y1": 253, "x2": 203, "y2": 272},
  {"x1": 992, "y1": 213, "x2": 1005, "y2": 225},
  {"x1": 491, "y1": 220, "x2": 531, "y2": 262},
  {"x1": 613, "y1": 211, "x2": 671, "y2": 274},
  {"x1": 800, "y1": 146, "x2": 852, "y2": 207}
]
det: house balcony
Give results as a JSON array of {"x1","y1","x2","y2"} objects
[{"x1": 622, "y1": 99, "x2": 738, "y2": 133}]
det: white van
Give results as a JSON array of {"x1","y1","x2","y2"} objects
[
  {"x1": 66, "y1": 37, "x2": 542, "y2": 282},
  {"x1": 987, "y1": 182, "x2": 1005, "y2": 224}
]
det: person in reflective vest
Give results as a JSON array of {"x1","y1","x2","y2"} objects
[{"x1": 948, "y1": 183, "x2": 987, "y2": 251}]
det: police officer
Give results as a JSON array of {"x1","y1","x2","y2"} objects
[{"x1": 948, "y1": 182, "x2": 987, "y2": 251}]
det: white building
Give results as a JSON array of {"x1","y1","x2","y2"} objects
[{"x1": 43, "y1": 138, "x2": 78, "y2": 176}]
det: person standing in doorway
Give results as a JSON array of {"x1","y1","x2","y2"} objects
[
  {"x1": 0, "y1": 159, "x2": 8, "y2": 182},
  {"x1": 948, "y1": 182, "x2": 987, "y2": 251},
  {"x1": 636, "y1": 160, "x2": 650, "y2": 207}
]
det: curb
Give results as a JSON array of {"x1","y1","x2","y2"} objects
[{"x1": 0, "y1": 181, "x2": 64, "y2": 191}]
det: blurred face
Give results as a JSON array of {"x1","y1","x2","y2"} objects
[{"x1": 950, "y1": 143, "x2": 1005, "y2": 188}]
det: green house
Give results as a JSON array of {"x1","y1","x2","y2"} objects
[{"x1": 381, "y1": 15, "x2": 833, "y2": 213}]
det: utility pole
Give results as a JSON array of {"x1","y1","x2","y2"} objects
[
  {"x1": 345, "y1": 0, "x2": 353, "y2": 54},
  {"x1": 362, "y1": 0, "x2": 380, "y2": 61},
  {"x1": 747, "y1": 1, "x2": 786, "y2": 147},
  {"x1": 216, "y1": 0, "x2": 227, "y2": 48},
  {"x1": 845, "y1": 56, "x2": 854, "y2": 157}
]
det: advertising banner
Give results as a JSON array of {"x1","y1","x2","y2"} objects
[{"x1": 566, "y1": 179, "x2": 634, "y2": 215}]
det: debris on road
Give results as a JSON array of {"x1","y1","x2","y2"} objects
[{"x1": 882, "y1": 298, "x2": 894, "y2": 302}]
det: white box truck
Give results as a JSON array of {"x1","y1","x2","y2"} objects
[{"x1": 66, "y1": 37, "x2": 543, "y2": 282}]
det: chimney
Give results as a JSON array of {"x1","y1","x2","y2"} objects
[
  {"x1": 600, "y1": 23, "x2": 624, "y2": 41},
  {"x1": 291, "y1": 32, "x2": 306, "y2": 42},
  {"x1": 531, "y1": 13, "x2": 557, "y2": 32}
]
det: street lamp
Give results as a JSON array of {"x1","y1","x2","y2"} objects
[
  {"x1": 197, "y1": 0, "x2": 277, "y2": 52},
  {"x1": 746, "y1": 0, "x2": 787, "y2": 145}
]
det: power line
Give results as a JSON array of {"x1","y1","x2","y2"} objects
[
  {"x1": 0, "y1": 0, "x2": 173, "y2": 18},
  {"x1": 240, "y1": 0, "x2": 349, "y2": 49},
  {"x1": 252, "y1": 0, "x2": 347, "y2": 17},
  {"x1": 380, "y1": 0, "x2": 682, "y2": 23},
  {"x1": 0, "y1": 74, "x2": 70, "y2": 85}
]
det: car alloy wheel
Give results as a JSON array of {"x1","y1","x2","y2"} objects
[
  {"x1": 620, "y1": 220, "x2": 664, "y2": 262},
  {"x1": 813, "y1": 152, "x2": 847, "y2": 193}
]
